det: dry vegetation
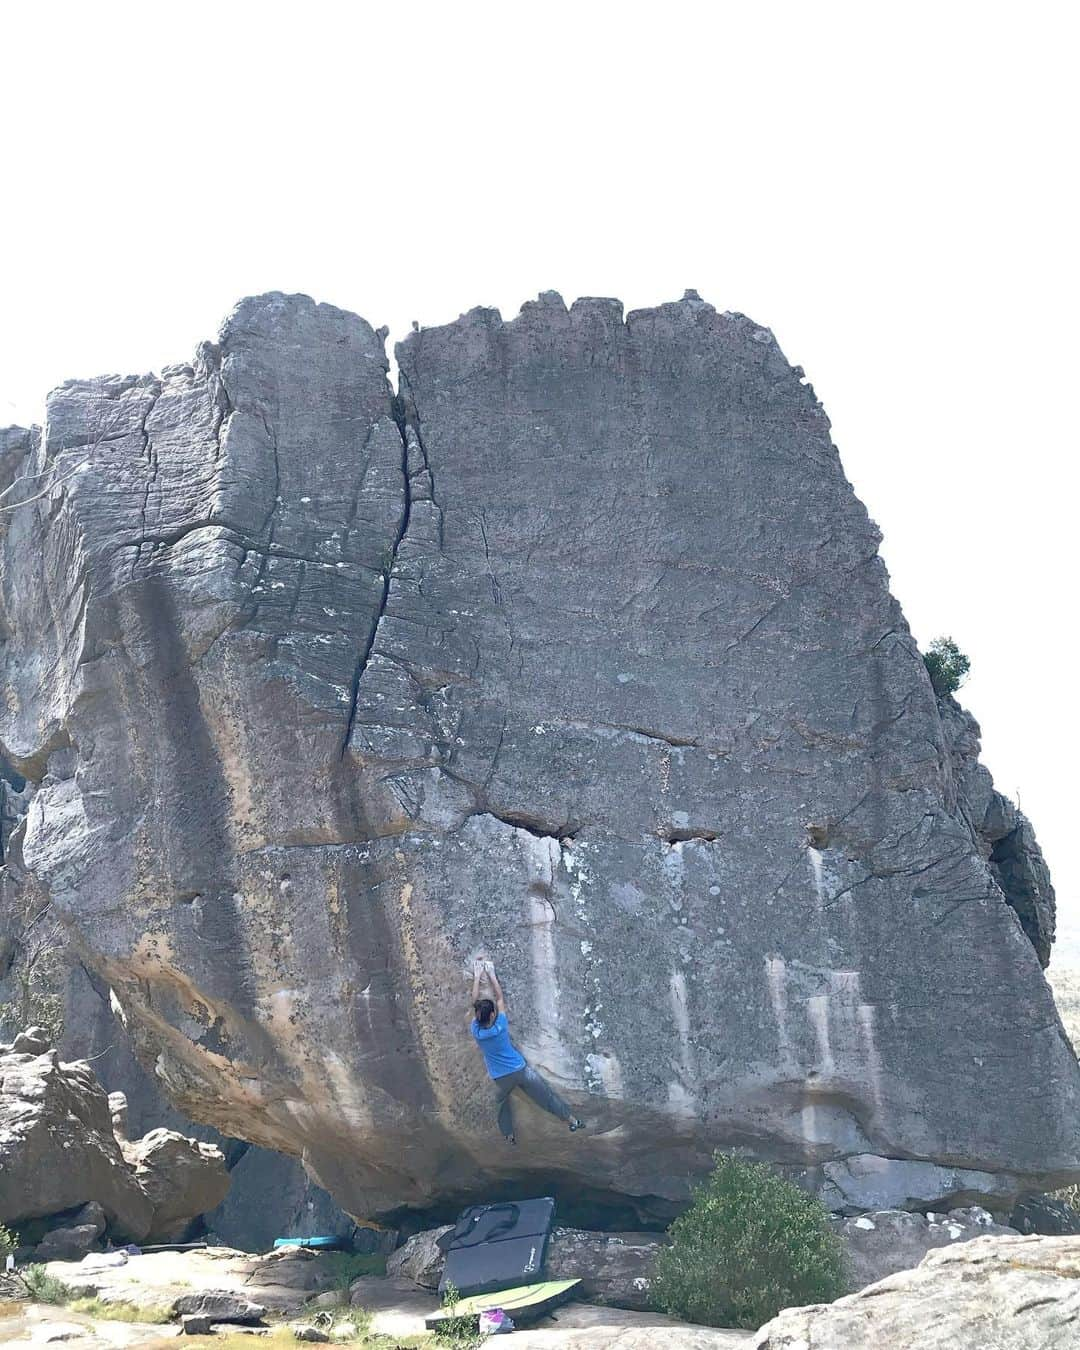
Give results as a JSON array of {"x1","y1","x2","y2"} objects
[
  {"x1": 1048, "y1": 963, "x2": 1080, "y2": 1056},
  {"x1": 1047, "y1": 962, "x2": 1080, "y2": 1209}
]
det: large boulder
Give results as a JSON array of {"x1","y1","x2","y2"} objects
[
  {"x1": 753, "y1": 1233, "x2": 1080, "y2": 1349},
  {"x1": 2, "y1": 291, "x2": 1078, "y2": 1224},
  {"x1": 121, "y1": 1127, "x2": 231, "y2": 1243},
  {"x1": 0, "y1": 1040, "x2": 152, "y2": 1239}
]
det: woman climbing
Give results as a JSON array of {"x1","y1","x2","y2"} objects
[{"x1": 469, "y1": 957, "x2": 585, "y2": 1144}]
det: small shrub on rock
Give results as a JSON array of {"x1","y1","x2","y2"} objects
[
  {"x1": 923, "y1": 635, "x2": 971, "y2": 695},
  {"x1": 17, "y1": 1265, "x2": 75, "y2": 1305},
  {"x1": 432, "y1": 1281, "x2": 482, "y2": 1348},
  {"x1": 0, "y1": 1223, "x2": 18, "y2": 1258},
  {"x1": 652, "y1": 1153, "x2": 846, "y2": 1329}
]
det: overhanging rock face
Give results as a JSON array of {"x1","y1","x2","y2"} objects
[{"x1": 1, "y1": 291, "x2": 1077, "y2": 1220}]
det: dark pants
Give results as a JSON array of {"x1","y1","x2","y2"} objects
[{"x1": 493, "y1": 1065, "x2": 574, "y2": 1138}]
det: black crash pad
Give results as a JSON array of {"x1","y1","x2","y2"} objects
[{"x1": 438, "y1": 1196, "x2": 557, "y2": 1298}]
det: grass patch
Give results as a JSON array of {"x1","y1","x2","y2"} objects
[
  {"x1": 68, "y1": 1295, "x2": 172, "y2": 1323},
  {"x1": 317, "y1": 1252, "x2": 387, "y2": 1288},
  {"x1": 0, "y1": 1301, "x2": 23, "y2": 1320}
]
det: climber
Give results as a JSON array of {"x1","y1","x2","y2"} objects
[{"x1": 469, "y1": 957, "x2": 585, "y2": 1144}]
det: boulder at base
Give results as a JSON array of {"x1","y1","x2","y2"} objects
[
  {"x1": 752, "y1": 1233, "x2": 1080, "y2": 1350},
  {"x1": 837, "y1": 1205, "x2": 1017, "y2": 1291},
  {"x1": 386, "y1": 1225, "x2": 452, "y2": 1288},
  {"x1": 387, "y1": 1223, "x2": 664, "y2": 1310},
  {"x1": 121, "y1": 1126, "x2": 230, "y2": 1242},
  {"x1": 544, "y1": 1229, "x2": 665, "y2": 1310},
  {"x1": 172, "y1": 1290, "x2": 267, "y2": 1324},
  {"x1": 0, "y1": 1040, "x2": 152, "y2": 1240}
]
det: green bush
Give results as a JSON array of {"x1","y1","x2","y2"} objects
[
  {"x1": 923, "y1": 635, "x2": 970, "y2": 695},
  {"x1": 652, "y1": 1153, "x2": 846, "y2": 1329},
  {"x1": 17, "y1": 1265, "x2": 75, "y2": 1305},
  {"x1": 0, "y1": 1224, "x2": 17, "y2": 1258}
]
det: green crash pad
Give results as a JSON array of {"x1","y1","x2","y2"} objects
[{"x1": 424, "y1": 1278, "x2": 582, "y2": 1328}]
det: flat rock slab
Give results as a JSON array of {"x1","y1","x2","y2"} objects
[
  {"x1": 347, "y1": 1277, "x2": 749, "y2": 1346},
  {"x1": 508, "y1": 1303, "x2": 753, "y2": 1348},
  {"x1": 0, "y1": 1303, "x2": 180, "y2": 1346},
  {"x1": 45, "y1": 1246, "x2": 329, "y2": 1315}
]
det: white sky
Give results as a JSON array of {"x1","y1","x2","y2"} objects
[{"x1": 3, "y1": 3, "x2": 1078, "y2": 958}]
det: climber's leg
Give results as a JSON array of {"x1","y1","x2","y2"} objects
[
  {"x1": 494, "y1": 1068, "x2": 524, "y2": 1140},
  {"x1": 518, "y1": 1065, "x2": 582, "y2": 1127}
]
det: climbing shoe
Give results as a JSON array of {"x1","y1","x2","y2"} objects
[{"x1": 569, "y1": 1117, "x2": 585, "y2": 1132}]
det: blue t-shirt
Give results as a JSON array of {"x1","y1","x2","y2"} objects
[{"x1": 471, "y1": 1011, "x2": 526, "y2": 1079}]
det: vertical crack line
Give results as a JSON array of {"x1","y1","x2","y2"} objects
[
  {"x1": 340, "y1": 415, "x2": 411, "y2": 761},
  {"x1": 134, "y1": 380, "x2": 164, "y2": 579},
  {"x1": 397, "y1": 367, "x2": 445, "y2": 547}
]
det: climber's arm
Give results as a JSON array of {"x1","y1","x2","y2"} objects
[
  {"x1": 468, "y1": 960, "x2": 482, "y2": 1025},
  {"x1": 487, "y1": 961, "x2": 508, "y2": 1015}
]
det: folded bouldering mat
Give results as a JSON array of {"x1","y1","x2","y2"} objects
[
  {"x1": 424, "y1": 1278, "x2": 582, "y2": 1328},
  {"x1": 272, "y1": 1235, "x2": 348, "y2": 1250},
  {"x1": 438, "y1": 1196, "x2": 557, "y2": 1298}
]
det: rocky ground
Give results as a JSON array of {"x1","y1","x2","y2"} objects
[
  {"x1": 0, "y1": 1246, "x2": 749, "y2": 1347},
  {"x1": 753, "y1": 1233, "x2": 1080, "y2": 1349},
  {"x1": 0, "y1": 1230, "x2": 1077, "y2": 1348}
]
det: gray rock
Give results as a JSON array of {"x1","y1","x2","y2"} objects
[
  {"x1": 180, "y1": 1313, "x2": 215, "y2": 1334},
  {"x1": 108, "y1": 1092, "x2": 130, "y2": 1141},
  {"x1": 385, "y1": 1225, "x2": 452, "y2": 1288},
  {"x1": 292, "y1": 1328, "x2": 329, "y2": 1343},
  {"x1": 12, "y1": 1027, "x2": 51, "y2": 1055},
  {"x1": 819, "y1": 1155, "x2": 1018, "y2": 1215},
  {"x1": 121, "y1": 1127, "x2": 230, "y2": 1243},
  {"x1": 837, "y1": 1206, "x2": 1016, "y2": 1291},
  {"x1": 939, "y1": 697, "x2": 1057, "y2": 965},
  {"x1": 2, "y1": 291, "x2": 1078, "y2": 1226},
  {"x1": 72, "y1": 1201, "x2": 108, "y2": 1235},
  {"x1": 244, "y1": 1247, "x2": 327, "y2": 1295},
  {"x1": 753, "y1": 1233, "x2": 1080, "y2": 1349},
  {"x1": 1010, "y1": 1192, "x2": 1080, "y2": 1236},
  {"x1": 307, "y1": 1289, "x2": 348, "y2": 1310},
  {"x1": 34, "y1": 1223, "x2": 103, "y2": 1261},
  {"x1": 0, "y1": 1041, "x2": 153, "y2": 1239},
  {"x1": 545, "y1": 1228, "x2": 665, "y2": 1309},
  {"x1": 173, "y1": 1290, "x2": 267, "y2": 1323}
]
